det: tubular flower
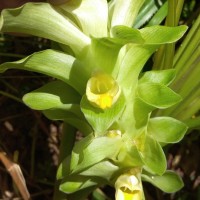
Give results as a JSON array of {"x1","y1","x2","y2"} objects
[
  {"x1": 86, "y1": 73, "x2": 121, "y2": 109},
  {"x1": 115, "y1": 170, "x2": 143, "y2": 200}
]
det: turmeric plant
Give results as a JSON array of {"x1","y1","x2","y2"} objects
[{"x1": 0, "y1": 0, "x2": 194, "y2": 199}]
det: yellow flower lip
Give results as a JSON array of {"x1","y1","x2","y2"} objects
[
  {"x1": 86, "y1": 73, "x2": 121, "y2": 109},
  {"x1": 115, "y1": 170, "x2": 142, "y2": 200}
]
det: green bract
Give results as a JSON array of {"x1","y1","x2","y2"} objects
[{"x1": 0, "y1": 0, "x2": 188, "y2": 199}]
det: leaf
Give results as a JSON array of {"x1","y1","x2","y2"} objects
[
  {"x1": 0, "y1": 49, "x2": 89, "y2": 94},
  {"x1": 71, "y1": 136, "x2": 122, "y2": 173},
  {"x1": 147, "y1": 117, "x2": 188, "y2": 143},
  {"x1": 111, "y1": 0, "x2": 144, "y2": 27},
  {"x1": 57, "y1": 156, "x2": 71, "y2": 180},
  {"x1": 70, "y1": 134, "x2": 94, "y2": 171},
  {"x1": 42, "y1": 104, "x2": 83, "y2": 119},
  {"x1": 134, "y1": 0, "x2": 164, "y2": 28},
  {"x1": 23, "y1": 80, "x2": 80, "y2": 110},
  {"x1": 133, "y1": 97, "x2": 154, "y2": 128},
  {"x1": 137, "y1": 135, "x2": 166, "y2": 175},
  {"x1": 147, "y1": 2, "x2": 168, "y2": 26},
  {"x1": 57, "y1": 141, "x2": 119, "y2": 182},
  {"x1": 142, "y1": 170, "x2": 184, "y2": 193},
  {"x1": 140, "y1": 25, "x2": 188, "y2": 44},
  {"x1": 92, "y1": 189, "x2": 107, "y2": 200},
  {"x1": 117, "y1": 143, "x2": 143, "y2": 168},
  {"x1": 0, "y1": 3, "x2": 90, "y2": 56},
  {"x1": 137, "y1": 83, "x2": 182, "y2": 109},
  {"x1": 80, "y1": 160, "x2": 119, "y2": 181},
  {"x1": 43, "y1": 107, "x2": 92, "y2": 135},
  {"x1": 66, "y1": 186, "x2": 98, "y2": 200},
  {"x1": 139, "y1": 69, "x2": 176, "y2": 86},
  {"x1": 80, "y1": 94, "x2": 125, "y2": 133},
  {"x1": 57, "y1": 0, "x2": 108, "y2": 37},
  {"x1": 116, "y1": 44, "x2": 158, "y2": 95},
  {"x1": 111, "y1": 25, "x2": 144, "y2": 44},
  {"x1": 60, "y1": 175, "x2": 100, "y2": 194}
]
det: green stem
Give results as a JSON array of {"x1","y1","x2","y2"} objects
[
  {"x1": 175, "y1": 0, "x2": 185, "y2": 25},
  {"x1": 155, "y1": 13, "x2": 200, "y2": 120},
  {"x1": 174, "y1": 28, "x2": 200, "y2": 79},
  {"x1": 174, "y1": 15, "x2": 200, "y2": 68},
  {"x1": 184, "y1": 116, "x2": 200, "y2": 130},
  {"x1": 153, "y1": 0, "x2": 185, "y2": 70},
  {"x1": 153, "y1": 45, "x2": 165, "y2": 70},
  {"x1": 161, "y1": 83, "x2": 200, "y2": 119},
  {"x1": 0, "y1": 90, "x2": 23, "y2": 103},
  {"x1": 0, "y1": 52, "x2": 25, "y2": 58},
  {"x1": 0, "y1": 80, "x2": 18, "y2": 93},
  {"x1": 176, "y1": 98, "x2": 200, "y2": 120},
  {"x1": 172, "y1": 45, "x2": 200, "y2": 92},
  {"x1": 30, "y1": 124, "x2": 38, "y2": 178},
  {"x1": 178, "y1": 56, "x2": 200, "y2": 97},
  {"x1": 59, "y1": 123, "x2": 76, "y2": 162},
  {"x1": 53, "y1": 123, "x2": 76, "y2": 200},
  {"x1": 147, "y1": 2, "x2": 168, "y2": 27},
  {"x1": 162, "y1": 0, "x2": 176, "y2": 69}
]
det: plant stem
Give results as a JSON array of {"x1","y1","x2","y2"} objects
[
  {"x1": 155, "y1": 13, "x2": 200, "y2": 121},
  {"x1": 158, "y1": 81, "x2": 200, "y2": 120},
  {"x1": 153, "y1": 0, "x2": 185, "y2": 70},
  {"x1": 147, "y1": 2, "x2": 168, "y2": 27},
  {"x1": 161, "y1": 0, "x2": 176, "y2": 69},
  {"x1": 0, "y1": 90, "x2": 23, "y2": 103},
  {"x1": 53, "y1": 123, "x2": 76, "y2": 200},
  {"x1": 173, "y1": 23, "x2": 200, "y2": 83},
  {"x1": 184, "y1": 116, "x2": 200, "y2": 130},
  {"x1": 0, "y1": 52, "x2": 25, "y2": 58},
  {"x1": 173, "y1": 13, "x2": 200, "y2": 67}
]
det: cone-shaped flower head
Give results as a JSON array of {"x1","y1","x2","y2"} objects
[
  {"x1": 86, "y1": 73, "x2": 121, "y2": 109},
  {"x1": 115, "y1": 169, "x2": 142, "y2": 200}
]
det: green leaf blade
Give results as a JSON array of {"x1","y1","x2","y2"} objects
[
  {"x1": 138, "y1": 135, "x2": 166, "y2": 175},
  {"x1": 71, "y1": 136, "x2": 122, "y2": 173},
  {"x1": 111, "y1": 0, "x2": 144, "y2": 28},
  {"x1": 139, "y1": 69, "x2": 176, "y2": 86},
  {"x1": 137, "y1": 83, "x2": 182, "y2": 109},
  {"x1": 148, "y1": 117, "x2": 188, "y2": 143},
  {"x1": 111, "y1": 25, "x2": 144, "y2": 44},
  {"x1": 142, "y1": 170, "x2": 184, "y2": 193},
  {"x1": 0, "y1": 49, "x2": 89, "y2": 94},
  {"x1": 81, "y1": 94, "x2": 125, "y2": 134},
  {"x1": 140, "y1": 25, "x2": 188, "y2": 44},
  {"x1": 60, "y1": 175, "x2": 99, "y2": 194},
  {"x1": 59, "y1": 0, "x2": 108, "y2": 37},
  {"x1": 23, "y1": 80, "x2": 80, "y2": 110},
  {"x1": 80, "y1": 160, "x2": 119, "y2": 181},
  {"x1": 0, "y1": 3, "x2": 90, "y2": 56}
]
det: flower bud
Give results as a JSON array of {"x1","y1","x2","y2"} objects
[{"x1": 106, "y1": 130, "x2": 122, "y2": 138}]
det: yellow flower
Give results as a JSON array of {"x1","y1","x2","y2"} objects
[
  {"x1": 86, "y1": 73, "x2": 120, "y2": 109},
  {"x1": 115, "y1": 170, "x2": 142, "y2": 200}
]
